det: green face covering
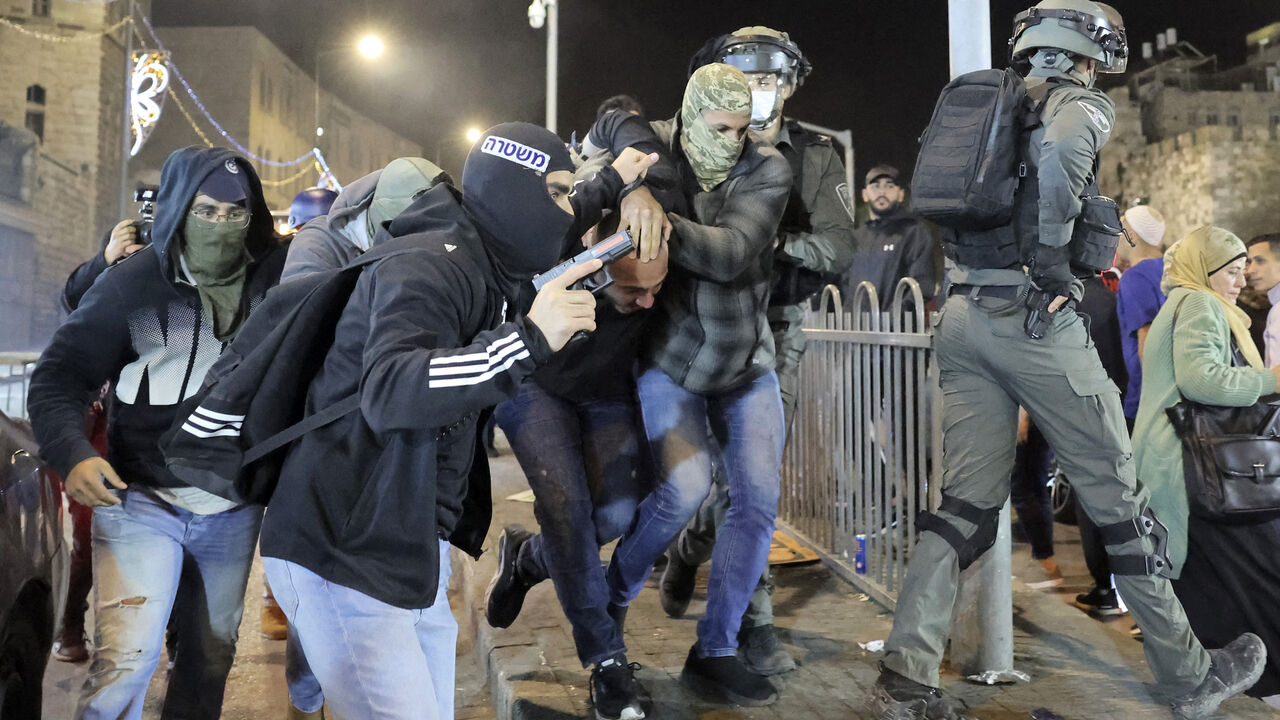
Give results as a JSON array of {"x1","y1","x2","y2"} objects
[
  {"x1": 679, "y1": 63, "x2": 752, "y2": 191},
  {"x1": 182, "y1": 214, "x2": 249, "y2": 340},
  {"x1": 365, "y1": 157, "x2": 447, "y2": 242}
]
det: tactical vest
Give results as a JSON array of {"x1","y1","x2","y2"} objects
[{"x1": 942, "y1": 79, "x2": 1067, "y2": 271}]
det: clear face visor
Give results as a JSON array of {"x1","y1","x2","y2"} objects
[
  {"x1": 719, "y1": 45, "x2": 799, "y2": 87},
  {"x1": 1011, "y1": 7, "x2": 1129, "y2": 73}
]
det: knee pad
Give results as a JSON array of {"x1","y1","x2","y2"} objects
[
  {"x1": 1099, "y1": 508, "x2": 1173, "y2": 578},
  {"x1": 917, "y1": 494, "x2": 1001, "y2": 570}
]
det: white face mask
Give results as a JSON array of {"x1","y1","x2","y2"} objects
[{"x1": 750, "y1": 89, "x2": 780, "y2": 130}]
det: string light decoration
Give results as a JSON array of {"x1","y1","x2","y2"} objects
[
  {"x1": 136, "y1": 12, "x2": 314, "y2": 167},
  {"x1": 133, "y1": 11, "x2": 341, "y2": 189},
  {"x1": 0, "y1": 14, "x2": 131, "y2": 43},
  {"x1": 130, "y1": 50, "x2": 169, "y2": 156}
]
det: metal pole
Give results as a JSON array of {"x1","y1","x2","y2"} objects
[
  {"x1": 946, "y1": 0, "x2": 1021, "y2": 685},
  {"x1": 545, "y1": 0, "x2": 558, "y2": 133},
  {"x1": 314, "y1": 52, "x2": 321, "y2": 143},
  {"x1": 118, "y1": 0, "x2": 136, "y2": 219},
  {"x1": 948, "y1": 0, "x2": 993, "y2": 79}
]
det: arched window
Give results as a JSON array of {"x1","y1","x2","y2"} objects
[{"x1": 25, "y1": 84, "x2": 45, "y2": 142}]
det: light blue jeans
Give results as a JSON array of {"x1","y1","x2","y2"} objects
[
  {"x1": 264, "y1": 537, "x2": 457, "y2": 720},
  {"x1": 78, "y1": 490, "x2": 261, "y2": 720},
  {"x1": 609, "y1": 367, "x2": 784, "y2": 657}
]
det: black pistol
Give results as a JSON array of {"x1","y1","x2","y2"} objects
[
  {"x1": 532, "y1": 228, "x2": 635, "y2": 295},
  {"x1": 1023, "y1": 287, "x2": 1055, "y2": 340},
  {"x1": 532, "y1": 229, "x2": 636, "y2": 345}
]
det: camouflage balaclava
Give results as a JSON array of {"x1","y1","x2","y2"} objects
[{"x1": 679, "y1": 63, "x2": 752, "y2": 191}]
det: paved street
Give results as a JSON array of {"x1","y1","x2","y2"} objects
[{"x1": 40, "y1": 434, "x2": 1279, "y2": 719}]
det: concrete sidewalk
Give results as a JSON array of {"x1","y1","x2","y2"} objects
[{"x1": 462, "y1": 444, "x2": 1278, "y2": 720}]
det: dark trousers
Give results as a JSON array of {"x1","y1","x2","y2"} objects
[
  {"x1": 494, "y1": 382, "x2": 653, "y2": 667},
  {"x1": 1009, "y1": 423, "x2": 1054, "y2": 560},
  {"x1": 1076, "y1": 416, "x2": 1136, "y2": 589}
]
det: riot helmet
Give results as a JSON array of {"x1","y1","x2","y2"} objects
[
  {"x1": 715, "y1": 27, "x2": 812, "y2": 88},
  {"x1": 713, "y1": 27, "x2": 811, "y2": 130},
  {"x1": 1009, "y1": 0, "x2": 1128, "y2": 74},
  {"x1": 286, "y1": 187, "x2": 338, "y2": 231}
]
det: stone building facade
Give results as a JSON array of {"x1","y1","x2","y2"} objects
[
  {"x1": 133, "y1": 26, "x2": 421, "y2": 210},
  {"x1": 1098, "y1": 25, "x2": 1280, "y2": 244},
  {"x1": 0, "y1": 0, "x2": 141, "y2": 351}
]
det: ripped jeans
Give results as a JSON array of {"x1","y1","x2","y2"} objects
[{"x1": 78, "y1": 490, "x2": 261, "y2": 720}]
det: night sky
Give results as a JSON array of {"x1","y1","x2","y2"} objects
[{"x1": 155, "y1": 1, "x2": 1280, "y2": 182}]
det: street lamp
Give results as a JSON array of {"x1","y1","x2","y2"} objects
[
  {"x1": 314, "y1": 33, "x2": 385, "y2": 141},
  {"x1": 527, "y1": 0, "x2": 558, "y2": 133},
  {"x1": 437, "y1": 126, "x2": 487, "y2": 168}
]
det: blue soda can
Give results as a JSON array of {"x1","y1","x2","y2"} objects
[{"x1": 855, "y1": 534, "x2": 867, "y2": 574}]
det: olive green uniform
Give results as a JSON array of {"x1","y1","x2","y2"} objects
[{"x1": 882, "y1": 70, "x2": 1212, "y2": 694}]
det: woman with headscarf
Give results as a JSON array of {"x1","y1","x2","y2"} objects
[{"x1": 1132, "y1": 226, "x2": 1280, "y2": 706}]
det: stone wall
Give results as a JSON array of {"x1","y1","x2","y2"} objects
[
  {"x1": 1101, "y1": 85, "x2": 1280, "y2": 246},
  {"x1": 0, "y1": 1, "x2": 129, "y2": 350}
]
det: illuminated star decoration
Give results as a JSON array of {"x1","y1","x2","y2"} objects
[{"x1": 130, "y1": 51, "x2": 170, "y2": 157}]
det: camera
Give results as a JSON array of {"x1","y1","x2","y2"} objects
[{"x1": 132, "y1": 183, "x2": 158, "y2": 246}]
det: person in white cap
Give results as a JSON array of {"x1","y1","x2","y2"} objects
[
  {"x1": 1116, "y1": 204, "x2": 1167, "y2": 418},
  {"x1": 1115, "y1": 204, "x2": 1165, "y2": 273},
  {"x1": 1245, "y1": 232, "x2": 1280, "y2": 367}
]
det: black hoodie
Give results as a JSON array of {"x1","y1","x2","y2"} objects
[
  {"x1": 29, "y1": 146, "x2": 286, "y2": 486},
  {"x1": 258, "y1": 183, "x2": 558, "y2": 609}
]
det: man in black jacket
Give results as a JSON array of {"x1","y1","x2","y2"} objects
[
  {"x1": 840, "y1": 164, "x2": 938, "y2": 311},
  {"x1": 258, "y1": 122, "x2": 647, "y2": 720},
  {"x1": 28, "y1": 146, "x2": 286, "y2": 719}
]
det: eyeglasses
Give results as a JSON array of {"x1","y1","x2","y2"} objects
[{"x1": 190, "y1": 205, "x2": 250, "y2": 226}]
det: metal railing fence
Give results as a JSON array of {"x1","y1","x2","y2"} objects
[
  {"x1": 0, "y1": 352, "x2": 40, "y2": 421},
  {"x1": 780, "y1": 279, "x2": 942, "y2": 608}
]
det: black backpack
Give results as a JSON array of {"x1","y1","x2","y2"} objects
[
  {"x1": 159, "y1": 240, "x2": 418, "y2": 505},
  {"x1": 909, "y1": 68, "x2": 1033, "y2": 231}
]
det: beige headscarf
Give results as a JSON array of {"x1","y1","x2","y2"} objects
[
  {"x1": 679, "y1": 63, "x2": 752, "y2": 191},
  {"x1": 1162, "y1": 225, "x2": 1262, "y2": 368}
]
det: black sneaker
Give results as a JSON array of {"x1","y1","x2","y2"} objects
[
  {"x1": 681, "y1": 644, "x2": 778, "y2": 707},
  {"x1": 485, "y1": 525, "x2": 534, "y2": 628},
  {"x1": 864, "y1": 666, "x2": 975, "y2": 720},
  {"x1": 659, "y1": 550, "x2": 697, "y2": 618},
  {"x1": 1073, "y1": 585, "x2": 1124, "y2": 617},
  {"x1": 1171, "y1": 633, "x2": 1266, "y2": 719},
  {"x1": 590, "y1": 655, "x2": 645, "y2": 720},
  {"x1": 737, "y1": 624, "x2": 796, "y2": 676}
]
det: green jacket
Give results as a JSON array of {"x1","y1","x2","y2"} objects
[{"x1": 1131, "y1": 287, "x2": 1275, "y2": 575}]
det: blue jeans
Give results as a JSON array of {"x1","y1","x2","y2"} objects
[
  {"x1": 494, "y1": 382, "x2": 653, "y2": 667},
  {"x1": 78, "y1": 490, "x2": 261, "y2": 720},
  {"x1": 285, "y1": 624, "x2": 322, "y2": 713},
  {"x1": 609, "y1": 367, "x2": 784, "y2": 657},
  {"x1": 264, "y1": 537, "x2": 457, "y2": 720}
]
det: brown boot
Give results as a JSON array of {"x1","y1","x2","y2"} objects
[
  {"x1": 52, "y1": 629, "x2": 89, "y2": 663},
  {"x1": 261, "y1": 602, "x2": 288, "y2": 640}
]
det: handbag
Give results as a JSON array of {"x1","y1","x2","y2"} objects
[
  {"x1": 1163, "y1": 292, "x2": 1280, "y2": 521},
  {"x1": 1166, "y1": 397, "x2": 1280, "y2": 521}
]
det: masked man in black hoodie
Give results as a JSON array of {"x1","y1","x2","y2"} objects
[
  {"x1": 28, "y1": 146, "x2": 286, "y2": 720},
  {"x1": 258, "y1": 122, "x2": 652, "y2": 720}
]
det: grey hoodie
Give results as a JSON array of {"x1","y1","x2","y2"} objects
[{"x1": 281, "y1": 169, "x2": 381, "y2": 282}]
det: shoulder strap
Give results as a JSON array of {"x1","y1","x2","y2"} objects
[
  {"x1": 239, "y1": 243, "x2": 421, "y2": 468},
  {"x1": 242, "y1": 392, "x2": 360, "y2": 466}
]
